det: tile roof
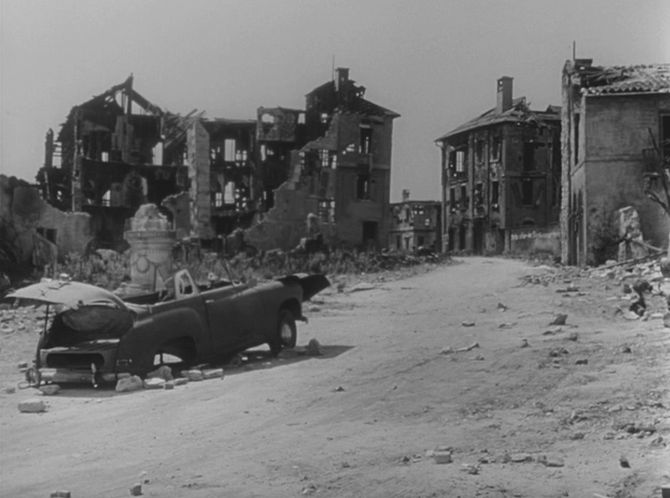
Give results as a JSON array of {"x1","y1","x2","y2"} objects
[
  {"x1": 435, "y1": 98, "x2": 560, "y2": 142},
  {"x1": 581, "y1": 64, "x2": 670, "y2": 95}
]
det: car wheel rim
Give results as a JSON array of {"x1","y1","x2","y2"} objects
[{"x1": 280, "y1": 323, "x2": 293, "y2": 344}]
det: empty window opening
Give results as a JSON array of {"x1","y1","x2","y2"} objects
[
  {"x1": 320, "y1": 113, "x2": 329, "y2": 124},
  {"x1": 359, "y1": 125, "x2": 372, "y2": 154},
  {"x1": 102, "y1": 190, "x2": 111, "y2": 207},
  {"x1": 475, "y1": 140, "x2": 485, "y2": 163},
  {"x1": 356, "y1": 174, "x2": 371, "y2": 200},
  {"x1": 224, "y1": 182, "x2": 235, "y2": 204},
  {"x1": 474, "y1": 183, "x2": 484, "y2": 207},
  {"x1": 214, "y1": 191, "x2": 223, "y2": 207},
  {"x1": 449, "y1": 187, "x2": 456, "y2": 212},
  {"x1": 261, "y1": 113, "x2": 275, "y2": 124},
  {"x1": 224, "y1": 139, "x2": 236, "y2": 162},
  {"x1": 460, "y1": 185, "x2": 468, "y2": 210},
  {"x1": 523, "y1": 143, "x2": 535, "y2": 172},
  {"x1": 521, "y1": 179, "x2": 534, "y2": 206},
  {"x1": 574, "y1": 113, "x2": 580, "y2": 164},
  {"x1": 455, "y1": 150, "x2": 465, "y2": 173},
  {"x1": 319, "y1": 149, "x2": 331, "y2": 168},
  {"x1": 491, "y1": 181, "x2": 500, "y2": 211},
  {"x1": 298, "y1": 113, "x2": 306, "y2": 125},
  {"x1": 490, "y1": 135, "x2": 502, "y2": 161},
  {"x1": 37, "y1": 227, "x2": 57, "y2": 244}
]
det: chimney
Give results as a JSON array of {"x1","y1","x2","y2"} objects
[
  {"x1": 496, "y1": 76, "x2": 513, "y2": 113},
  {"x1": 402, "y1": 189, "x2": 410, "y2": 202},
  {"x1": 335, "y1": 67, "x2": 349, "y2": 93}
]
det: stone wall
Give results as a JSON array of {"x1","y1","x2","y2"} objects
[
  {"x1": 509, "y1": 225, "x2": 561, "y2": 259},
  {"x1": 0, "y1": 175, "x2": 92, "y2": 276}
]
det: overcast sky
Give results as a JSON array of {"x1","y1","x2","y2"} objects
[{"x1": 1, "y1": 0, "x2": 668, "y2": 201}]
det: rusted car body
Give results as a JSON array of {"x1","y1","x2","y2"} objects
[{"x1": 8, "y1": 270, "x2": 329, "y2": 385}]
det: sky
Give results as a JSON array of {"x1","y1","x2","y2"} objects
[{"x1": 1, "y1": 0, "x2": 669, "y2": 202}]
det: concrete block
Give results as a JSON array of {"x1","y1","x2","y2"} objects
[
  {"x1": 115, "y1": 375, "x2": 143, "y2": 393},
  {"x1": 202, "y1": 368, "x2": 224, "y2": 380},
  {"x1": 18, "y1": 398, "x2": 46, "y2": 413},
  {"x1": 39, "y1": 384, "x2": 61, "y2": 396},
  {"x1": 143, "y1": 378, "x2": 165, "y2": 389}
]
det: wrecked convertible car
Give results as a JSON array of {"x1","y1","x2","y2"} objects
[{"x1": 8, "y1": 269, "x2": 329, "y2": 385}]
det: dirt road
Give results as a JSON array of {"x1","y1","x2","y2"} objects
[{"x1": 1, "y1": 257, "x2": 668, "y2": 497}]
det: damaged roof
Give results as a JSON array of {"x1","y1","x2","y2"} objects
[
  {"x1": 307, "y1": 79, "x2": 400, "y2": 118},
  {"x1": 579, "y1": 64, "x2": 670, "y2": 95},
  {"x1": 436, "y1": 98, "x2": 560, "y2": 142}
]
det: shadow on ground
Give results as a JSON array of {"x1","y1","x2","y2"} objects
[{"x1": 36, "y1": 344, "x2": 354, "y2": 398}]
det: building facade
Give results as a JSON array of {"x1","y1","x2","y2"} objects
[
  {"x1": 561, "y1": 60, "x2": 670, "y2": 265},
  {"x1": 244, "y1": 68, "x2": 400, "y2": 251},
  {"x1": 436, "y1": 77, "x2": 561, "y2": 255},
  {"x1": 388, "y1": 190, "x2": 441, "y2": 252},
  {"x1": 38, "y1": 70, "x2": 399, "y2": 252}
]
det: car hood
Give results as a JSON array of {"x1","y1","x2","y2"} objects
[
  {"x1": 277, "y1": 274, "x2": 330, "y2": 301},
  {"x1": 8, "y1": 279, "x2": 128, "y2": 310}
]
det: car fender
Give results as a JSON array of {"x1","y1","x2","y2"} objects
[{"x1": 116, "y1": 306, "x2": 208, "y2": 374}]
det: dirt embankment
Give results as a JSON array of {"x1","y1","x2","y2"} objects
[{"x1": 0, "y1": 257, "x2": 668, "y2": 498}]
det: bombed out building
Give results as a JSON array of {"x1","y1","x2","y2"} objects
[
  {"x1": 39, "y1": 69, "x2": 399, "y2": 252},
  {"x1": 436, "y1": 77, "x2": 561, "y2": 255},
  {"x1": 560, "y1": 59, "x2": 670, "y2": 266},
  {"x1": 245, "y1": 68, "x2": 400, "y2": 250},
  {"x1": 388, "y1": 190, "x2": 441, "y2": 252}
]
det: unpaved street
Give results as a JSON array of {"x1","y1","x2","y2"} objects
[{"x1": 1, "y1": 258, "x2": 668, "y2": 497}]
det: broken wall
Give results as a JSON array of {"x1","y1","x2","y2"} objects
[
  {"x1": 187, "y1": 120, "x2": 214, "y2": 239},
  {"x1": 509, "y1": 225, "x2": 561, "y2": 258},
  {"x1": 581, "y1": 94, "x2": 670, "y2": 264},
  {"x1": 0, "y1": 175, "x2": 92, "y2": 276}
]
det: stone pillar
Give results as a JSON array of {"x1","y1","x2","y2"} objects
[{"x1": 124, "y1": 204, "x2": 175, "y2": 293}]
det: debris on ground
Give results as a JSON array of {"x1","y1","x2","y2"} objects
[
  {"x1": 440, "y1": 342, "x2": 479, "y2": 354},
  {"x1": 537, "y1": 455, "x2": 565, "y2": 467},
  {"x1": 18, "y1": 398, "x2": 47, "y2": 413},
  {"x1": 143, "y1": 378, "x2": 166, "y2": 389},
  {"x1": 619, "y1": 455, "x2": 631, "y2": 468},
  {"x1": 497, "y1": 302, "x2": 508, "y2": 312},
  {"x1": 520, "y1": 339, "x2": 529, "y2": 348},
  {"x1": 146, "y1": 365, "x2": 173, "y2": 381},
  {"x1": 182, "y1": 370, "x2": 204, "y2": 382},
  {"x1": 548, "y1": 347, "x2": 569, "y2": 357},
  {"x1": 549, "y1": 314, "x2": 568, "y2": 326},
  {"x1": 39, "y1": 384, "x2": 61, "y2": 395},
  {"x1": 433, "y1": 450, "x2": 452, "y2": 464},
  {"x1": 116, "y1": 375, "x2": 144, "y2": 393},
  {"x1": 202, "y1": 368, "x2": 224, "y2": 380},
  {"x1": 348, "y1": 283, "x2": 377, "y2": 293},
  {"x1": 461, "y1": 320, "x2": 475, "y2": 327},
  {"x1": 460, "y1": 463, "x2": 480, "y2": 474},
  {"x1": 129, "y1": 482, "x2": 143, "y2": 496},
  {"x1": 50, "y1": 491, "x2": 71, "y2": 498},
  {"x1": 305, "y1": 338, "x2": 322, "y2": 356},
  {"x1": 509, "y1": 453, "x2": 533, "y2": 463}
]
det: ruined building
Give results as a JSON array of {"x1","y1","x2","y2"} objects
[
  {"x1": 244, "y1": 68, "x2": 400, "y2": 251},
  {"x1": 561, "y1": 60, "x2": 670, "y2": 265},
  {"x1": 39, "y1": 69, "x2": 399, "y2": 252},
  {"x1": 435, "y1": 77, "x2": 561, "y2": 255},
  {"x1": 388, "y1": 189, "x2": 441, "y2": 252},
  {"x1": 38, "y1": 76, "x2": 188, "y2": 250}
]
